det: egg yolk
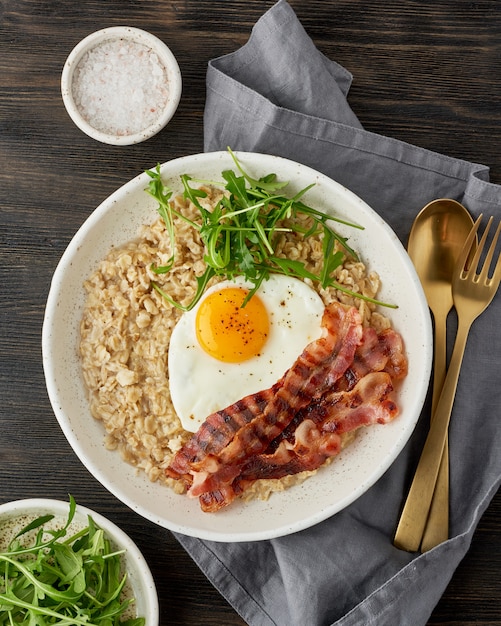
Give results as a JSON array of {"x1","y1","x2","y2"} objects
[{"x1": 195, "y1": 287, "x2": 269, "y2": 363}]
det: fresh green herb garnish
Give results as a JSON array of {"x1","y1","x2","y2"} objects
[
  {"x1": 146, "y1": 147, "x2": 396, "y2": 310},
  {"x1": 0, "y1": 496, "x2": 144, "y2": 626}
]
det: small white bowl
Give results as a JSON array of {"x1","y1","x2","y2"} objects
[
  {"x1": 0, "y1": 498, "x2": 159, "y2": 625},
  {"x1": 61, "y1": 26, "x2": 182, "y2": 145}
]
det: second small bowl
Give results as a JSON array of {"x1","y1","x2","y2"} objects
[{"x1": 0, "y1": 498, "x2": 159, "y2": 625}]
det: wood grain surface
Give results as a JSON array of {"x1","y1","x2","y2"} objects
[{"x1": 1, "y1": 1, "x2": 500, "y2": 624}]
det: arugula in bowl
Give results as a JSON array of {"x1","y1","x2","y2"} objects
[{"x1": 0, "y1": 496, "x2": 147, "y2": 626}]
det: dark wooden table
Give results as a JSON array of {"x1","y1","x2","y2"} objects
[{"x1": 1, "y1": 1, "x2": 500, "y2": 624}]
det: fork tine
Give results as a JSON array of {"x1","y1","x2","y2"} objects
[
  {"x1": 457, "y1": 214, "x2": 482, "y2": 278},
  {"x1": 472, "y1": 215, "x2": 492, "y2": 278},
  {"x1": 480, "y1": 219, "x2": 501, "y2": 283},
  {"x1": 495, "y1": 246, "x2": 501, "y2": 281},
  {"x1": 466, "y1": 215, "x2": 491, "y2": 279}
]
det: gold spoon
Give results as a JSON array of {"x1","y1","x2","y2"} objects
[{"x1": 401, "y1": 199, "x2": 474, "y2": 552}]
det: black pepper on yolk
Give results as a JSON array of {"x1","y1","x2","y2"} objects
[{"x1": 195, "y1": 287, "x2": 269, "y2": 363}]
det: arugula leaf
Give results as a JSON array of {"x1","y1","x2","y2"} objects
[
  {"x1": 12, "y1": 515, "x2": 54, "y2": 539},
  {"x1": 146, "y1": 148, "x2": 397, "y2": 310},
  {"x1": 146, "y1": 164, "x2": 175, "y2": 275},
  {"x1": 227, "y1": 147, "x2": 289, "y2": 192}
]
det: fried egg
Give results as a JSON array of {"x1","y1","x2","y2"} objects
[{"x1": 168, "y1": 274, "x2": 325, "y2": 432}]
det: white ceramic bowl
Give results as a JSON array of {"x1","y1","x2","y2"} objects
[
  {"x1": 42, "y1": 151, "x2": 432, "y2": 542},
  {"x1": 0, "y1": 498, "x2": 159, "y2": 625},
  {"x1": 61, "y1": 26, "x2": 182, "y2": 145}
]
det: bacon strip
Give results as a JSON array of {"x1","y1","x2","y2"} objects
[
  {"x1": 198, "y1": 371, "x2": 397, "y2": 512},
  {"x1": 187, "y1": 303, "x2": 363, "y2": 498}
]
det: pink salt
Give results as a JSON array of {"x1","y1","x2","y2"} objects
[{"x1": 72, "y1": 37, "x2": 170, "y2": 136}]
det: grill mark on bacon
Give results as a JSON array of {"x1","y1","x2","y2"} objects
[
  {"x1": 187, "y1": 304, "x2": 363, "y2": 498},
  {"x1": 198, "y1": 483, "x2": 245, "y2": 512}
]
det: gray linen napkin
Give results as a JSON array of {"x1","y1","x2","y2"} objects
[{"x1": 175, "y1": 1, "x2": 501, "y2": 624}]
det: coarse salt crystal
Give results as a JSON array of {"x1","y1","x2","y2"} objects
[{"x1": 72, "y1": 37, "x2": 170, "y2": 137}]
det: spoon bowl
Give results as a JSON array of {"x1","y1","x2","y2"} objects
[{"x1": 408, "y1": 199, "x2": 475, "y2": 321}]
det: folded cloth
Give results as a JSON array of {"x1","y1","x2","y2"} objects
[{"x1": 175, "y1": 1, "x2": 501, "y2": 624}]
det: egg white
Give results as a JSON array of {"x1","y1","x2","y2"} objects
[{"x1": 168, "y1": 274, "x2": 325, "y2": 432}]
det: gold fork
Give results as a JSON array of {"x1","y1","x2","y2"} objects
[{"x1": 394, "y1": 214, "x2": 501, "y2": 552}]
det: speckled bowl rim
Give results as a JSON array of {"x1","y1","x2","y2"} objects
[
  {"x1": 61, "y1": 26, "x2": 182, "y2": 146},
  {"x1": 0, "y1": 498, "x2": 159, "y2": 625}
]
